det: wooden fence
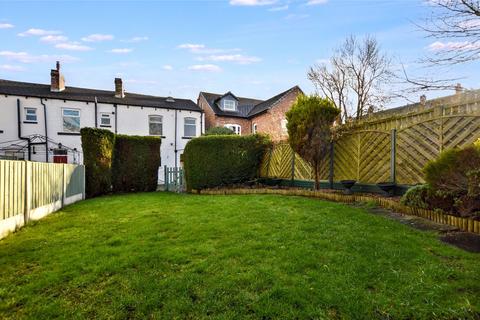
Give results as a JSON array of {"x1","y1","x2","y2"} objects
[
  {"x1": 261, "y1": 90, "x2": 480, "y2": 185},
  {"x1": 0, "y1": 160, "x2": 85, "y2": 239}
]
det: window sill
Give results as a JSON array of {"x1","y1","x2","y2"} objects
[
  {"x1": 182, "y1": 136, "x2": 196, "y2": 139},
  {"x1": 58, "y1": 132, "x2": 81, "y2": 136},
  {"x1": 23, "y1": 121, "x2": 38, "y2": 124},
  {"x1": 100, "y1": 125, "x2": 112, "y2": 128}
]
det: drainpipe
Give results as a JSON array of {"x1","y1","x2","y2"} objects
[
  {"x1": 94, "y1": 96, "x2": 98, "y2": 128},
  {"x1": 200, "y1": 112, "x2": 204, "y2": 135},
  {"x1": 40, "y1": 98, "x2": 48, "y2": 162},
  {"x1": 114, "y1": 104, "x2": 118, "y2": 134},
  {"x1": 17, "y1": 99, "x2": 31, "y2": 160},
  {"x1": 174, "y1": 109, "x2": 178, "y2": 168}
]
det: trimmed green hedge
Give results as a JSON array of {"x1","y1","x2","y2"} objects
[
  {"x1": 183, "y1": 134, "x2": 271, "y2": 191},
  {"x1": 80, "y1": 127, "x2": 115, "y2": 198},
  {"x1": 112, "y1": 135, "x2": 161, "y2": 192}
]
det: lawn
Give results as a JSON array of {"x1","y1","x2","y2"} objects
[{"x1": 0, "y1": 193, "x2": 479, "y2": 319}]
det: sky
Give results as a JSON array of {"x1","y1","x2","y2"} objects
[{"x1": 0, "y1": 0, "x2": 479, "y2": 106}]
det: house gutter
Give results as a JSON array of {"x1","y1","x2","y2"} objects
[
  {"x1": 40, "y1": 98, "x2": 48, "y2": 162},
  {"x1": 17, "y1": 98, "x2": 31, "y2": 160}
]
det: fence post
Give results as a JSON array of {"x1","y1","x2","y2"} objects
[
  {"x1": 290, "y1": 149, "x2": 295, "y2": 186},
  {"x1": 390, "y1": 129, "x2": 396, "y2": 183},
  {"x1": 164, "y1": 165, "x2": 168, "y2": 191},
  {"x1": 23, "y1": 161, "x2": 31, "y2": 224},
  {"x1": 82, "y1": 165, "x2": 86, "y2": 200},
  {"x1": 265, "y1": 147, "x2": 273, "y2": 178},
  {"x1": 329, "y1": 141, "x2": 334, "y2": 189}
]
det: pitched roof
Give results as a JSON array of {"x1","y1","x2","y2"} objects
[
  {"x1": 200, "y1": 85, "x2": 302, "y2": 119},
  {"x1": 0, "y1": 79, "x2": 202, "y2": 112}
]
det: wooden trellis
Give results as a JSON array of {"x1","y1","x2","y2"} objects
[{"x1": 260, "y1": 91, "x2": 480, "y2": 185}]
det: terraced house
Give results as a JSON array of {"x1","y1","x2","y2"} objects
[
  {"x1": 198, "y1": 86, "x2": 303, "y2": 141},
  {"x1": 0, "y1": 62, "x2": 204, "y2": 181}
]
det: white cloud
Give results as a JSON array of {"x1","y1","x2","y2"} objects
[
  {"x1": 188, "y1": 64, "x2": 222, "y2": 72},
  {"x1": 18, "y1": 28, "x2": 61, "y2": 37},
  {"x1": 0, "y1": 64, "x2": 25, "y2": 72},
  {"x1": 306, "y1": 0, "x2": 328, "y2": 5},
  {"x1": 162, "y1": 64, "x2": 173, "y2": 70},
  {"x1": 178, "y1": 43, "x2": 206, "y2": 53},
  {"x1": 230, "y1": 0, "x2": 276, "y2": 5},
  {"x1": 427, "y1": 41, "x2": 480, "y2": 51},
  {"x1": 109, "y1": 48, "x2": 133, "y2": 54},
  {"x1": 197, "y1": 54, "x2": 261, "y2": 64},
  {"x1": 55, "y1": 42, "x2": 93, "y2": 51},
  {"x1": 0, "y1": 51, "x2": 78, "y2": 63},
  {"x1": 40, "y1": 35, "x2": 68, "y2": 43},
  {"x1": 81, "y1": 34, "x2": 114, "y2": 42},
  {"x1": 315, "y1": 58, "x2": 329, "y2": 64},
  {"x1": 0, "y1": 23, "x2": 14, "y2": 29},
  {"x1": 177, "y1": 43, "x2": 242, "y2": 55},
  {"x1": 122, "y1": 36, "x2": 149, "y2": 43},
  {"x1": 285, "y1": 13, "x2": 310, "y2": 20},
  {"x1": 269, "y1": 5, "x2": 288, "y2": 11}
]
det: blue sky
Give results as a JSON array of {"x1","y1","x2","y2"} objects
[{"x1": 0, "y1": 0, "x2": 478, "y2": 104}]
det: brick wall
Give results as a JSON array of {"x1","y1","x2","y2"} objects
[{"x1": 251, "y1": 87, "x2": 301, "y2": 141}]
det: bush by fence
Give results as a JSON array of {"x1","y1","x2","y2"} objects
[
  {"x1": 80, "y1": 128, "x2": 115, "y2": 198},
  {"x1": 183, "y1": 134, "x2": 271, "y2": 191},
  {"x1": 112, "y1": 135, "x2": 161, "y2": 192}
]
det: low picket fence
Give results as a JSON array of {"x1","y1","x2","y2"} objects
[
  {"x1": 198, "y1": 188, "x2": 480, "y2": 234},
  {"x1": 0, "y1": 160, "x2": 85, "y2": 239}
]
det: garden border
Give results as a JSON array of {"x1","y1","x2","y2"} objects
[{"x1": 198, "y1": 188, "x2": 480, "y2": 234}]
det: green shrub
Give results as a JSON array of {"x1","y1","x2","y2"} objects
[
  {"x1": 80, "y1": 128, "x2": 115, "y2": 198},
  {"x1": 112, "y1": 135, "x2": 161, "y2": 193},
  {"x1": 183, "y1": 134, "x2": 271, "y2": 191},
  {"x1": 205, "y1": 126, "x2": 234, "y2": 136},
  {"x1": 422, "y1": 144, "x2": 480, "y2": 217},
  {"x1": 400, "y1": 184, "x2": 431, "y2": 209}
]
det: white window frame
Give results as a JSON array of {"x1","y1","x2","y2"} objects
[
  {"x1": 184, "y1": 117, "x2": 197, "y2": 137},
  {"x1": 252, "y1": 123, "x2": 258, "y2": 134},
  {"x1": 149, "y1": 115, "x2": 163, "y2": 136},
  {"x1": 62, "y1": 108, "x2": 81, "y2": 133},
  {"x1": 281, "y1": 119, "x2": 288, "y2": 134},
  {"x1": 223, "y1": 99, "x2": 236, "y2": 111},
  {"x1": 100, "y1": 113, "x2": 111, "y2": 127},
  {"x1": 225, "y1": 124, "x2": 241, "y2": 135},
  {"x1": 24, "y1": 107, "x2": 37, "y2": 122}
]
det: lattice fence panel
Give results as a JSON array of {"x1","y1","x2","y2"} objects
[
  {"x1": 358, "y1": 131, "x2": 391, "y2": 183},
  {"x1": 442, "y1": 116, "x2": 480, "y2": 150},
  {"x1": 264, "y1": 143, "x2": 293, "y2": 178},
  {"x1": 396, "y1": 120, "x2": 441, "y2": 184},
  {"x1": 333, "y1": 134, "x2": 359, "y2": 181},
  {"x1": 294, "y1": 153, "x2": 313, "y2": 181}
]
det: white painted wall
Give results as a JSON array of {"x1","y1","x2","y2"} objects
[{"x1": 0, "y1": 95, "x2": 204, "y2": 183}]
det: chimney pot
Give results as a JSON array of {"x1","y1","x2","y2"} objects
[
  {"x1": 50, "y1": 61, "x2": 65, "y2": 92},
  {"x1": 455, "y1": 83, "x2": 463, "y2": 94},
  {"x1": 115, "y1": 78, "x2": 125, "y2": 98},
  {"x1": 420, "y1": 94, "x2": 427, "y2": 105}
]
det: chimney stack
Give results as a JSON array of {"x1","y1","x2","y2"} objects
[
  {"x1": 420, "y1": 94, "x2": 427, "y2": 105},
  {"x1": 114, "y1": 78, "x2": 125, "y2": 98},
  {"x1": 455, "y1": 83, "x2": 463, "y2": 95},
  {"x1": 50, "y1": 61, "x2": 65, "y2": 92}
]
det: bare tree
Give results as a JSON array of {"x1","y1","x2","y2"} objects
[
  {"x1": 420, "y1": 0, "x2": 480, "y2": 65},
  {"x1": 308, "y1": 35, "x2": 394, "y2": 122}
]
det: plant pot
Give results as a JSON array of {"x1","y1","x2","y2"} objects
[
  {"x1": 340, "y1": 180, "x2": 356, "y2": 195},
  {"x1": 377, "y1": 182, "x2": 396, "y2": 197}
]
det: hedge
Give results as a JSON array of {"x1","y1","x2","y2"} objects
[
  {"x1": 183, "y1": 134, "x2": 271, "y2": 191},
  {"x1": 80, "y1": 127, "x2": 115, "y2": 198},
  {"x1": 112, "y1": 135, "x2": 161, "y2": 192}
]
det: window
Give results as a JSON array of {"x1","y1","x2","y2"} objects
[
  {"x1": 225, "y1": 124, "x2": 241, "y2": 135},
  {"x1": 223, "y1": 99, "x2": 236, "y2": 111},
  {"x1": 24, "y1": 108, "x2": 37, "y2": 122},
  {"x1": 281, "y1": 119, "x2": 288, "y2": 134},
  {"x1": 184, "y1": 117, "x2": 197, "y2": 137},
  {"x1": 149, "y1": 115, "x2": 163, "y2": 135},
  {"x1": 252, "y1": 123, "x2": 258, "y2": 134},
  {"x1": 62, "y1": 109, "x2": 80, "y2": 133},
  {"x1": 100, "y1": 113, "x2": 111, "y2": 127}
]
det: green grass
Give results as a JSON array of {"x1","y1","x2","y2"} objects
[{"x1": 0, "y1": 193, "x2": 479, "y2": 319}]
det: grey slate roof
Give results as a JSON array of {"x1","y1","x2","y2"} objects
[
  {"x1": 0, "y1": 79, "x2": 202, "y2": 112},
  {"x1": 200, "y1": 85, "x2": 302, "y2": 119}
]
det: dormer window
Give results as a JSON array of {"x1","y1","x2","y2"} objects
[{"x1": 223, "y1": 99, "x2": 236, "y2": 111}]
